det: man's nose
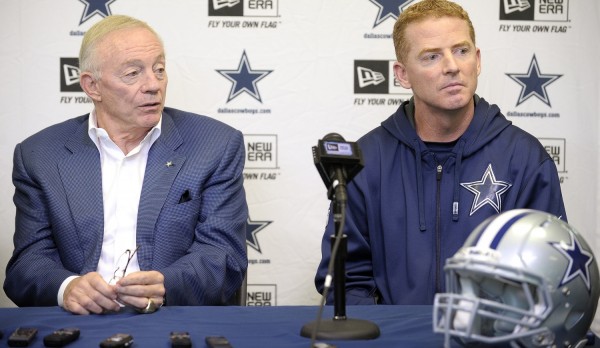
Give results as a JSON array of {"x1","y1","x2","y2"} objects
[
  {"x1": 141, "y1": 71, "x2": 163, "y2": 93},
  {"x1": 442, "y1": 53, "x2": 459, "y2": 74}
]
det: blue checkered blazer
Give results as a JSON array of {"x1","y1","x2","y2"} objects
[{"x1": 4, "y1": 107, "x2": 248, "y2": 306}]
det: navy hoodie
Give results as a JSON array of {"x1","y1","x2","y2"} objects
[{"x1": 315, "y1": 96, "x2": 566, "y2": 305}]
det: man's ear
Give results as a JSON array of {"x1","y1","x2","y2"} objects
[
  {"x1": 476, "y1": 47, "x2": 481, "y2": 77},
  {"x1": 393, "y1": 61, "x2": 412, "y2": 89},
  {"x1": 80, "y1": 72, "x2": 101, "y2": 102}
]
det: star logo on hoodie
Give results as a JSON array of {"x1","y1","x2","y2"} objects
[{"x1": 461, "y1": 164, "x2": 512, "y2": 215}]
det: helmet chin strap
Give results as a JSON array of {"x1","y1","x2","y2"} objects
[
  {"x1": 453, "y1": 276, "x2": 479, "y2": 331},
  {"x1": 452, "y1": 299, "x2": 475, "y2": 330}
]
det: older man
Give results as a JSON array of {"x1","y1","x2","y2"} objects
[{"x1": 5, "y1": 15, "x2": 248, "y2": 314}]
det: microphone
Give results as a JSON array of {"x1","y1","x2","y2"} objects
[
  {"x1": 312, "y1": 133, "x2": 364, "y2": 201},
  {"x1": 302, "y1": 133, "x2": 379, "y2": 342}
]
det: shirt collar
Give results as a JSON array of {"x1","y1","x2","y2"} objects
[{"x1": 88, "y1": 110, "x2": 163, "y2": 150}]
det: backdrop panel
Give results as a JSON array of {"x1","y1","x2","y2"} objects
[{"x1": 1, "y1": 0, "x2": 599, "y2": 332}]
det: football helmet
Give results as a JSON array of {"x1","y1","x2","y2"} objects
[{"x1": 433, "y1": 209, "x2": 600, "y2": 348}]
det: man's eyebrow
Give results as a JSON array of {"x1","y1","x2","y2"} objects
[
  {"x1": 122, "y1": 55, "x2": 166, "y2": 66},
  {"x1": 417, "y1": 47, "x2": 441, "y2": 56},
  {"x1": 451, "y1": 40, "x2": 473, "y2": 49},
  {"x1": 417, "y1": 40, "x2": 473, "y2": 56}
]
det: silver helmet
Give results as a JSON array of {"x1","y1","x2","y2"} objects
[{"x1": 433, "y1": 209, "x2": 600, "y2": 348}]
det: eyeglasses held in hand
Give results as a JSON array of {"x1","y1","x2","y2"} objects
[{"x1": 108, "y1": 246, "x2": 140, "y2": 286}]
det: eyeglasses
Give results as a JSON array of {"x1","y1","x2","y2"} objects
[{"x1": 108, "y1": 246, "x2": 140, "y2": 286}]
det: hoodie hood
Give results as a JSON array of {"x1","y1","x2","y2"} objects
[
  {"x1": 382, "y1": 95, "x2": 510, "y2": 156},
  {"x1": 380, "y1": 95, "x2": 512, "y2": 230}
]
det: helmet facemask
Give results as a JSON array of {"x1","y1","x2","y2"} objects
[{"x1": 435, "y1": 254, "x2": 554, "y2": 347}]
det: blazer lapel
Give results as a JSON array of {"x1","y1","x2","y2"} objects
[
  {"x1": 136, "y1": 113, "x2": 186, "y2": 270},
  {"x1": 58, "y1": 119, "x2": 104, "y2": 273}
]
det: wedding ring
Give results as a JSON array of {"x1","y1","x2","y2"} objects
[{"x1": 138, "y1": 298, "x2": 158, "y2": 314}]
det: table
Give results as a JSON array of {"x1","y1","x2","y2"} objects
[{"x1": 0, "y1": 305, "x2": 597, "y2": 347}]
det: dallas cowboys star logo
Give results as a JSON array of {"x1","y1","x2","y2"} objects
[
  {"x1": 550, "y1": 230, "x2": 594, "y2": 291},
  {"x1": 78, "y1": 0, "x2": 116, "y2": 25},
  {"x1": 506, "y1": 54, "x2": 562, "y2": 107},
  {"x1": 216, "y1": 51, "x2": 273, "y2": 103},
  {"x1": 461, "y1": 164, "x2": 512, "y2": 215},
  {"x1": 246, "y1": 217, "x2": 272, "y2": 253},
  {"x1": 368, "y1": 0, "x2": 415, "y2": 28}
]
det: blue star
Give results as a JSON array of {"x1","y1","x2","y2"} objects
[
  {"x1": 216, "y1": 51, "x2": 273, "y2": 103},
  {"x1": 369, "y1": 0, "x2": 414, "y2": 28},
  {"x1": 78, "y1": 0, "x2": 116, "y2": 25},
  {"x1": 506, "y1": 54, "x2": 562, "y2": 107},
  {"x1": 461, "y1": 164, "x2": 512, "y2": 215},
  {"x1": 246, "y1": 217, "x2": 272, "y2": 253},
  {"x1": 550, "y1": 230, "x2": 594, "y2": 291}
]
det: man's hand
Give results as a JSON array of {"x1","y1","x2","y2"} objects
[
  {"x1": 114, "y1": 271, "x2": 165, "y2": 311},
  {"x1": 63, "y1": 272, "x2": 120, "y2": 315}
]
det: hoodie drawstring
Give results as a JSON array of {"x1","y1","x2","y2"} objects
[
  {"x1": 413, "y1": 138, "x2": 466, "y2": 229},
  {"x1": 414, "y1": 139, "x2": 427, "y2": 231},
  {"x1": 452, "y1": 140, "x2": 465, "y2": 222}
]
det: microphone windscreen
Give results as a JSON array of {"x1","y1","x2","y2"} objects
[{"x1": 322, "y1": 133, "x2": 345, "y2": 142}]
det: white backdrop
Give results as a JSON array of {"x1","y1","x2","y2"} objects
[{"x1": 1, "y1": 0, "x2": 599, "y2": 331}]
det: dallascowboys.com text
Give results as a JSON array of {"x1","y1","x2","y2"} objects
[
  {"x1": 218, "y1": 107, "x2": 272, "y2": 115},
  {"x1": 507, "y1": 111, "x2": 560, "y2": 118}
]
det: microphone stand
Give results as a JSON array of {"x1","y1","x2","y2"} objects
[{"x1": 300, "y1": 172, "x2": 380, "y2": 340}]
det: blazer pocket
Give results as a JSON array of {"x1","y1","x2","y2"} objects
[{"x1": 160, "y1": 197, "x2": 202, "y2": 222}]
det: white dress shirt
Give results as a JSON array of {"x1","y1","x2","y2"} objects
[{"x1": 57, "y1": 111, "x2": 161, "y2": 306}]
